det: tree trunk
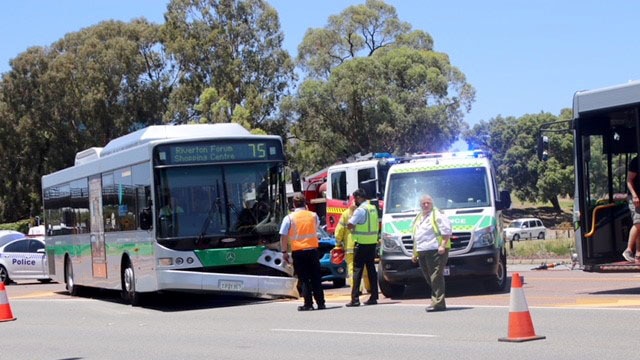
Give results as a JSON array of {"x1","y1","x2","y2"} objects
[{"x1": 549, "y1": 196, "x2": 562, "y2": 213}]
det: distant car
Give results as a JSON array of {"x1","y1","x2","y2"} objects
[
  {"x1": 317, "y1": 227, "x2": 347, "y2": 288},
  {"x1": 504, "y1": 218, "x2": 547, "y2": 241},
  {"x1": 0, "y1": 237, "x2": 51, "y2": 284}
]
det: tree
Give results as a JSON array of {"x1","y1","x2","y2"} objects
[
  {"x1": 464, "y1": 111, "x2": 574, "y2": 212},
  {"x1": 0, "y1": 19, "x2": 170, "y2": 222},
  {"x1": 290, "y1": 0, "x2": 474, "y2": 172},
  {"x1": 163, "y1": 0, "x2": 295, "y2": 129}
]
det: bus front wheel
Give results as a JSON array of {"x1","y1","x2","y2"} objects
[{"x1": 122, "y1": 259, "x2": 141, "y2": 306}]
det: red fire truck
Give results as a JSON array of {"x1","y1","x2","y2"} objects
[{"x1": 294, "y1": 153, "x2": 399, "y2": 234}]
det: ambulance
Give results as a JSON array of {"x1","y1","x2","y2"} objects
[{"x1": 378, "y1": 150, "x2": 511, "y2": 297}]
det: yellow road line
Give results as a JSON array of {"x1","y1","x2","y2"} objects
[
  {"x1": 557, "y1": 298, "x2": 640, "y2": 308},
  {"x1": 10, "y1": 291, "x2": 56, "y2": 299}
]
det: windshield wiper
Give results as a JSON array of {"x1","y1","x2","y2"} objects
[{"x1": 198, "y1": 197, "x2": 222, "y2": 244}]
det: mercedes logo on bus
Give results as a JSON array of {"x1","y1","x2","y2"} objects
[{"x1": 225, "y1": 252, "x2": 236, "y2": 263}]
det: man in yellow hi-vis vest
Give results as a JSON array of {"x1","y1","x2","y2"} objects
[
  {"x1": 335, "y1": 202, "x2": 371, "y2": 293},
  {"x1": 411, "y1": 194, "x2": 452, "y2": 312},
  {"x1": 345, "y1": 188, "x2": 379, "y2": 307}
]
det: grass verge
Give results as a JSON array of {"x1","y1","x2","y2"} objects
[{"x1": 506, "y1": 238, "x2": 574, "y2": 259}]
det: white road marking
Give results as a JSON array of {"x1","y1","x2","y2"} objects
[{"x1": 271, "y1": 328, "x2": 437, "y2": 338}]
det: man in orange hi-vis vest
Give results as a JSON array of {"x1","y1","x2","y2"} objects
[{"x1": 280, "y1": 193, "x2": 326, "y2": 311}]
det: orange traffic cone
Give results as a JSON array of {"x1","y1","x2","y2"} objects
[
  {"x1": 498, "y1": 273, "x2": 544, "y2": 342},
  {"x1": 0, "y1": 282, "x2": 16, "y2": 322}
]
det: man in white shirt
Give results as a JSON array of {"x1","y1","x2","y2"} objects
[{"x1": 411, "y1": 194, "x2": 452, "y2": 312}]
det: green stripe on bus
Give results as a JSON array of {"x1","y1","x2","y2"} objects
[
  {"x1": 47, "y1": 242, "x2": 155, "y2": 257},
  {"x1": 195, "y1": 246, "x2": 266, "y2": 267}
]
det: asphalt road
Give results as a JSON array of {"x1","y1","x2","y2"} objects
[{"x1": 2, "y1": 266, "x2": 639, "y2": 359}]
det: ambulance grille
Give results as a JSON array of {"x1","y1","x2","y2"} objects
[{"x1": 402, "y1": 232, "x2": 471, "y2": 252}]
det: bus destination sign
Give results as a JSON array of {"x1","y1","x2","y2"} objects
[{"x1": 156, "y1": 140, "x2": 283, "y2": 165}]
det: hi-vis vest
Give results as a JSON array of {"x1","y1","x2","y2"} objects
[
  {"x1": 288, "y1": 210, "x2": 319, "y2": 251},
  {"x1": 352, "y1": 201, "x2": 379, "y2": 245},
  {"x1": 411, "y1": 207, "x2": 450, "y2": 257}
]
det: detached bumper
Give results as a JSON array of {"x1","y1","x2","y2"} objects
[{"x1": 157, "y1": 270, "x2": 299, "y2": 298}]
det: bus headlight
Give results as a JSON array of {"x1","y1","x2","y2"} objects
[
  {"x1": 473, "y1": 227, "x2": 495, "y2": 248},
  {"x1": 381, "y1": 233, "x2": 402, "y2": 252}
]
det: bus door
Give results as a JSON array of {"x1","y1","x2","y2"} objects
[
  {"x1": 89, "y1": 175, "x2": 107, "y2": 278},
  {"x1": 576, "y1": 110, "x2": 638, "y2": 267}
]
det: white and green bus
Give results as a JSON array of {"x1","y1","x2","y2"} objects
[
  {"x1": 42, "y1": 124, "x2": 297, "y2": 305},
  {"x1": 378, "y1": 150, "x2": 512, "y2": 297},
  {"x1": 563, "y1": 81, "x2": 640, "y2": 272}
]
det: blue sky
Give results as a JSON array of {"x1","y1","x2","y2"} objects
[{"x1": 2, "y1": 0, "x2": 640, "y2": 148}]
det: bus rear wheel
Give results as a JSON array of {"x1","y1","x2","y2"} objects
[
  {"x1": 65, "y1": 257, "x2": 81, "y2": 296},
  {"x1": 122, "y1": 259, "x2": 141, "y2": 306}
]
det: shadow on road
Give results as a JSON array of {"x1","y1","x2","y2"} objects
[
  {"x1": 384, "y1": 276, "x2": 513, "y2": 300},
  {"x1": 53, "y1": 286, "x2": 278, "y2": 312},
  {"x1": 587, "y1": 287, "x2": 640, "y2": 296}
]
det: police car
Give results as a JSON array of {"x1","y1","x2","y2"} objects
[{"x1": 0, "y1": 236, "x2": 51, "y2": 284}]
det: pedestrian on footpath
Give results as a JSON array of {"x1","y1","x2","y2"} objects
[
  {"x1": 280, "y1": 194, "x2": 326, "y2": 311},
  {"x1": 345, "y1": 188, "x2": 379, "y2": 307},
  {"x1": 412, "y1": 194, "x2": 452, "y2": 312}
]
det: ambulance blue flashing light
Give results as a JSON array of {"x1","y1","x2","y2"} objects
[
  {"x1": 408, "y1": 150, "x2": 489, "y2": 161},
  {"x1": 373, "y1": 152, "x2": 392, "y2": 158}
]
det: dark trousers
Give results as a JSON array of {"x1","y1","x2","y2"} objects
[
  {"x1": 292, "y1": 248, "x2": 325, "y2": 307},
  {"x1": 351, "y1": 243, "x2": 378, "y2": 302},
  {"x1": 417, "y1": 249, "x2": 449, "y2": 309}
]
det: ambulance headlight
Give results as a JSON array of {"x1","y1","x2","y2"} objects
[
  {"x1": 381, "y1": 233, "x2": 402, "y2": 252},
  {"x1": 473, "y1": 227, "x2": 495, "y2": 248}
]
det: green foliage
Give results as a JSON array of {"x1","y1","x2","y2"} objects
[
  {"x1": 464, "y1": 111, "x2": 574, "y2": 211},
  {"x1": 0, "y1": 219, "x2": 31, "y2": 234},
  {"x1": 507, "y1": 238, "x2": 574, "y2": 258},
  {"x1": 163, "y1": 0, "x2": 295, "y2": 127},
  {"x1": 290, "y1": 1, "x2": 475, "y2": 173},
  {"x1": 0, "y1": 19, "x2": 169, "y2": 222}
]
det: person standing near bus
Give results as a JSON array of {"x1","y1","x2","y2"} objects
[
  {"x1": 412, "y1": 194, "x2": 452, "y2": 312},
  {"x1": 335, "y1": 201, "x2": 371, "y2": 293},
  {"x1": 622, "y1": 155, "x2": 640, "y2": 263},
  {"x1": 280, "y1": 193, "x2": 326, "y2": 311},
  {"x1": 345, "y1": 188, "x2": 379, "y2": 307}
]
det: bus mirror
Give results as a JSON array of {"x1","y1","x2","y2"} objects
[
  {"x1": 537, "y1": 135, "x2": 549, "y2": 161},
  {"x1": 140, "y1": 209, "x2": 152, "y2": 230},
  {"x1": 291, "y1": 170, "x2": 302, "y2": 192}
]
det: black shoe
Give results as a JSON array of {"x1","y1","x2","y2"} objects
[
  {"x1": 317, "y1": 304, "x2": 326, "y2": 310},
  {"x1": 425, "y1": 305, "x2": 445, "y2": 312},
  {"x1": 298, "y1": 305, "x2": 314, "y2": 311},
  {"x1": 364, "y1": 299, "x2": 378, "y2": 305},
  {"x1": 345, "y1": 301, "x2": 360, "y2": 307}
]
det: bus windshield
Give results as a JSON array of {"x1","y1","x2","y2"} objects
[
  {"x1": 156, "y1": 162, "x2": 283, "y2": 244},
  {"x1": 385, "y1": 167, "x2": 490, "y2": 214}
]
